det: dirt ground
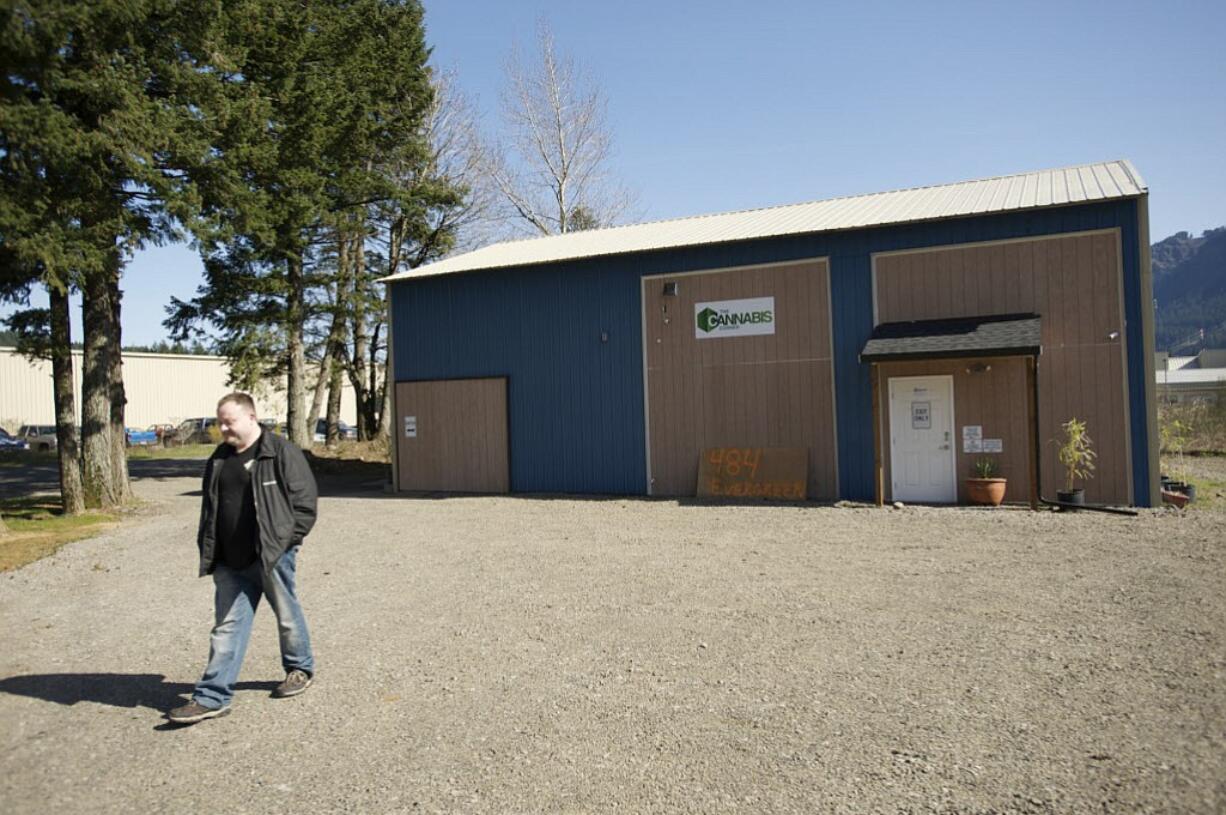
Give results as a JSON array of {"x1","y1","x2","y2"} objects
[{"x1": 1, "y1": 466, "x2": 1224, "y2": 814}]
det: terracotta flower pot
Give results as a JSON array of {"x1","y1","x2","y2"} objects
[
  {"x1": 1167, "y1": 481, "x2": 1196, "y2": 502},
  {"x1": 966, "y1": 478, "x2": 1007, "y2": 506}
]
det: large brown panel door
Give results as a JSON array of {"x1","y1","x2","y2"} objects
[
  {"x1": 643, "y1": 260, "x2": 839, "y2": 499},
  {"x1": 395, "y1": 378, "x2": 509, "y2": 493}
]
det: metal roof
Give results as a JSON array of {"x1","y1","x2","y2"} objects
[
  {"x1": 859, "y1": 314, "x2": 1042, "y2": 362},
  {"x1": 1157, "y1": 369, "x2": 1226, "y2": 385},
  {"x1": 383, "y1": 160, "x2": 1146, "y2": 282}
]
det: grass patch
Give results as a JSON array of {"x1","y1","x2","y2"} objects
[
  {"x1": 1161, "y1": 454, "x2": 1226, "y2": 513},
  {"x1": 0, "y1": 449, "x2": 57, "y2": 468},
  {"x1": 2, "y1": 444, "x2": 214, "y2": 468},
  {"x1": 1192, "y1": 477, "x2": 1226, "y2": 512},
  {"x1": 126, "y1": 443, "x2": 214, "y2": 460},
  {"x1": 0, "y1": 496, "x2": 119, "y2": 572}
]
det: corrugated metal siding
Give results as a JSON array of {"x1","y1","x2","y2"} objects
[
  {"x1": 0, "y1": 348, "x2": 84, "y2": 428},
  {"x1": 0, "y1": 349, "x2": 357, "y2": 428},
  {"x1": 392, "y1": 265, "x2": 646, "y2": 494},
  {"x1": 385, "y1": 161, "x2": 1145, "y2": 281},
  {"x1": 391, "y1": 198, "x2": 1152, "y2": 504}
]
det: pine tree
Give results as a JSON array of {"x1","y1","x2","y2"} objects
[
  {"x1": 1, "y1": 0, "x2": 224, "y2": 508},
  {"x1": 168, "y1": 0, "x2": 446, "y2": 446}
]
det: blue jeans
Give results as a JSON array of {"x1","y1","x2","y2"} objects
[{"x1": 193, "y1": 548, "x2": 314, "y2": 709}]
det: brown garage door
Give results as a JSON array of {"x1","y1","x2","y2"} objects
[
  {"x1": 643, "y1": 260, "x2": 839, "y2": 498},
  {"x1": 394, "y1": 378, "x2": 509, "y2": 493}
]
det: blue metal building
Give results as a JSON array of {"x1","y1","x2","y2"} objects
[{"x1": 385, "y1": 161, "x2": 1158, "y2": 507}]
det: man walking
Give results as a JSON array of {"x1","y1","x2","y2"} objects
[{"x1": 169, "y1": 393, "x2": 318, "y2": 725}]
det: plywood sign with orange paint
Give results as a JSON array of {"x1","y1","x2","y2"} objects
[{"x1": 697, "y1": 447, "x2": 809, "y2": 500}]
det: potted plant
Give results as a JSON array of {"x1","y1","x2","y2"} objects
[
  {"x1": 1056, "y1": 417, "x2": 1096, "y2": 508},
  {"x1": 965, "y1": 456, "x2": 1007, "y2": 506}
]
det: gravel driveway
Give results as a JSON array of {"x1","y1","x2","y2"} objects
[{"x1": 1, "y1": 467, "x2": 1224, "y2": 814}]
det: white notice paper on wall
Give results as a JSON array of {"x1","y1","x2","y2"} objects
[
  {"x1": 962, "y1": 425, "x2": 983, "y2": 453},
  {"x1": 404, "y1": 416, "x2": 417, "y2": 438},
  {"x1": 982, "y1": 438, "x2": 1003, "y2": 453}
]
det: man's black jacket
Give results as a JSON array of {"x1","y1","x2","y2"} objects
[{"x1": 196, "y1": 431, "x2": 318, "y2": 577}]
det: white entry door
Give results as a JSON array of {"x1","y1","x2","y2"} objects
[{"x1": 888, "y1": 375, "x2": 956, "y2": 503}]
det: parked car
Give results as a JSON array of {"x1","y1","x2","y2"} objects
[
  {"x1": 165, "y1": 417, "x2": 218, "y2": 446},
  {"x1": 17, "y1": 424, "x2": 58, "y2": 452},
  {"x1": 314, "y1": 418, "x2": 358, "y2": 443},
  {"x1": 148, "y1": 423, "x2": 176, "y2": 443},
  {"x1": 0, "y1": 427, "x2": 30, "y2": 452},
  {"x1": 125, "y1": 427, "x2": 159, "y2": 447}
]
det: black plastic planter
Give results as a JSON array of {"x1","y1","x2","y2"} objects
[{"x1": 1056, "y1": 488, "x2": 1085, "y2": 511}]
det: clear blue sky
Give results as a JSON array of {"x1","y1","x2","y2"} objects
[{"x1": 6, "y1": 0, "x2": 1224, "y2": 345}]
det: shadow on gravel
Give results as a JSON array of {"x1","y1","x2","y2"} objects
[
  {"x1": 0, "y1": 460, "x2": 58, "y2": 497},
  {"x1": 129, "y1": 459, "x2": 208, "y2": 480},
  {"x1": 0, "y1": 673, "x2": 277, "y2": 713},
  {"x1": 177, "y1": 475, "x2": 391, "y2": 500}
]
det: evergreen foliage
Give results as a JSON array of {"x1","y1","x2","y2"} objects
[
  {"x1": 0, "y1": 0, "x2": 223, "y2": 288},
  {"x1": 2, "y1": 0, "x2": 225, "y2": 509},
  {"x1": 164, "y1": 0, "x2": 457, "y2": 443}
]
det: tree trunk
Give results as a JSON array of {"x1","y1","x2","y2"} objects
[
  {"x1": 284, "y1": 253, "x2": 308, "y2": 447},
  {"x1": 107, "y1": 270, "x2": 132, "y2": 503},
  {"x1": 370, "y1": 321, "x2": 385, "y2": 432},
  {"x1": 81, "y1": 269, "x2": 116, "y2": 509},
  {"x1": 376, "y1": 357, "x2": 393, "y2": 439},
  {"x1": 49, "y1": 285, "x2": 85, "y2": 515},
  {"x1": 375, "y1": 219, "x2": 404, "y2": 441},
  {"x1": 350, "y1": 231, "x2": 372, "y2": 440},
  {"x1": 326, "y1": 343, "x2": 344, "y2": 448},
  {"x1": 325, "y1": 232, "x2": 351, "y2": 448},
  {"x1": 306, "y1": 354, "x2": 331, "y2": 434}
]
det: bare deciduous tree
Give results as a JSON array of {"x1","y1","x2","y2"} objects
[
  {"x1": 363, "y1": 70, "x2": 500, "y2": 439},
  {"x1": 414, "y1": 70, "x2": 501, "y2": 257},
  {"x1": 488, "y1": 23, "x2": 634, "y2": 236}
]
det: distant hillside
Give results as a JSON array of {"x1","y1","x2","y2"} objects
[{"x1": 1152, "y1": 227, "x2": 1226, "y2": 353}]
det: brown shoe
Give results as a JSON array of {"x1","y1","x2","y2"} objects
[
  {"x1": 272, "y1": 669, "x2": 313, "y2": 698},
  {"x1": 167, "y1": 701, "x2": 231, "y2": 725}
]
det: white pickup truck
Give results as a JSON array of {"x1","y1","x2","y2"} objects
[{"x1": 17, "y1": 424, "x2": 57, "y2": 452}]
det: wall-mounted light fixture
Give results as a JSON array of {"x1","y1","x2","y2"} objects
[
  {"x1": 662, "y1": 281, "x2": 678, "y2": 297},
  {"x1": 966, "y1": 362, "x2": 992, "y2": 374}
]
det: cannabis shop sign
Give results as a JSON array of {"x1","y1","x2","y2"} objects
[{"x1": 694, "y1": 297, "x2": 775, "y2": 339}]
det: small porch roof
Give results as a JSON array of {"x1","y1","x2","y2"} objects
[{"x1": 860, "y1": 313, "x2": 1041, "y2": 363}]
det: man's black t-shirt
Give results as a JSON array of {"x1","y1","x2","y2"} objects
[{"x1": 215, "y1": 442, "x2": 259, "y2": 569}]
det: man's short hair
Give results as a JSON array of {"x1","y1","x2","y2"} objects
[{"x1": 217, "y1": 392, "x2": 258, "y2": 416}]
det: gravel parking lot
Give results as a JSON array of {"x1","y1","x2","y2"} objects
[{"x1": 1, "y1": 466, "x2": 1224, "y2": 814}]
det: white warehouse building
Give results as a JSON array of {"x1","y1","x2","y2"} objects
[{"x1": 0, "y1": 347, "x2": 356, "y2": 430}]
